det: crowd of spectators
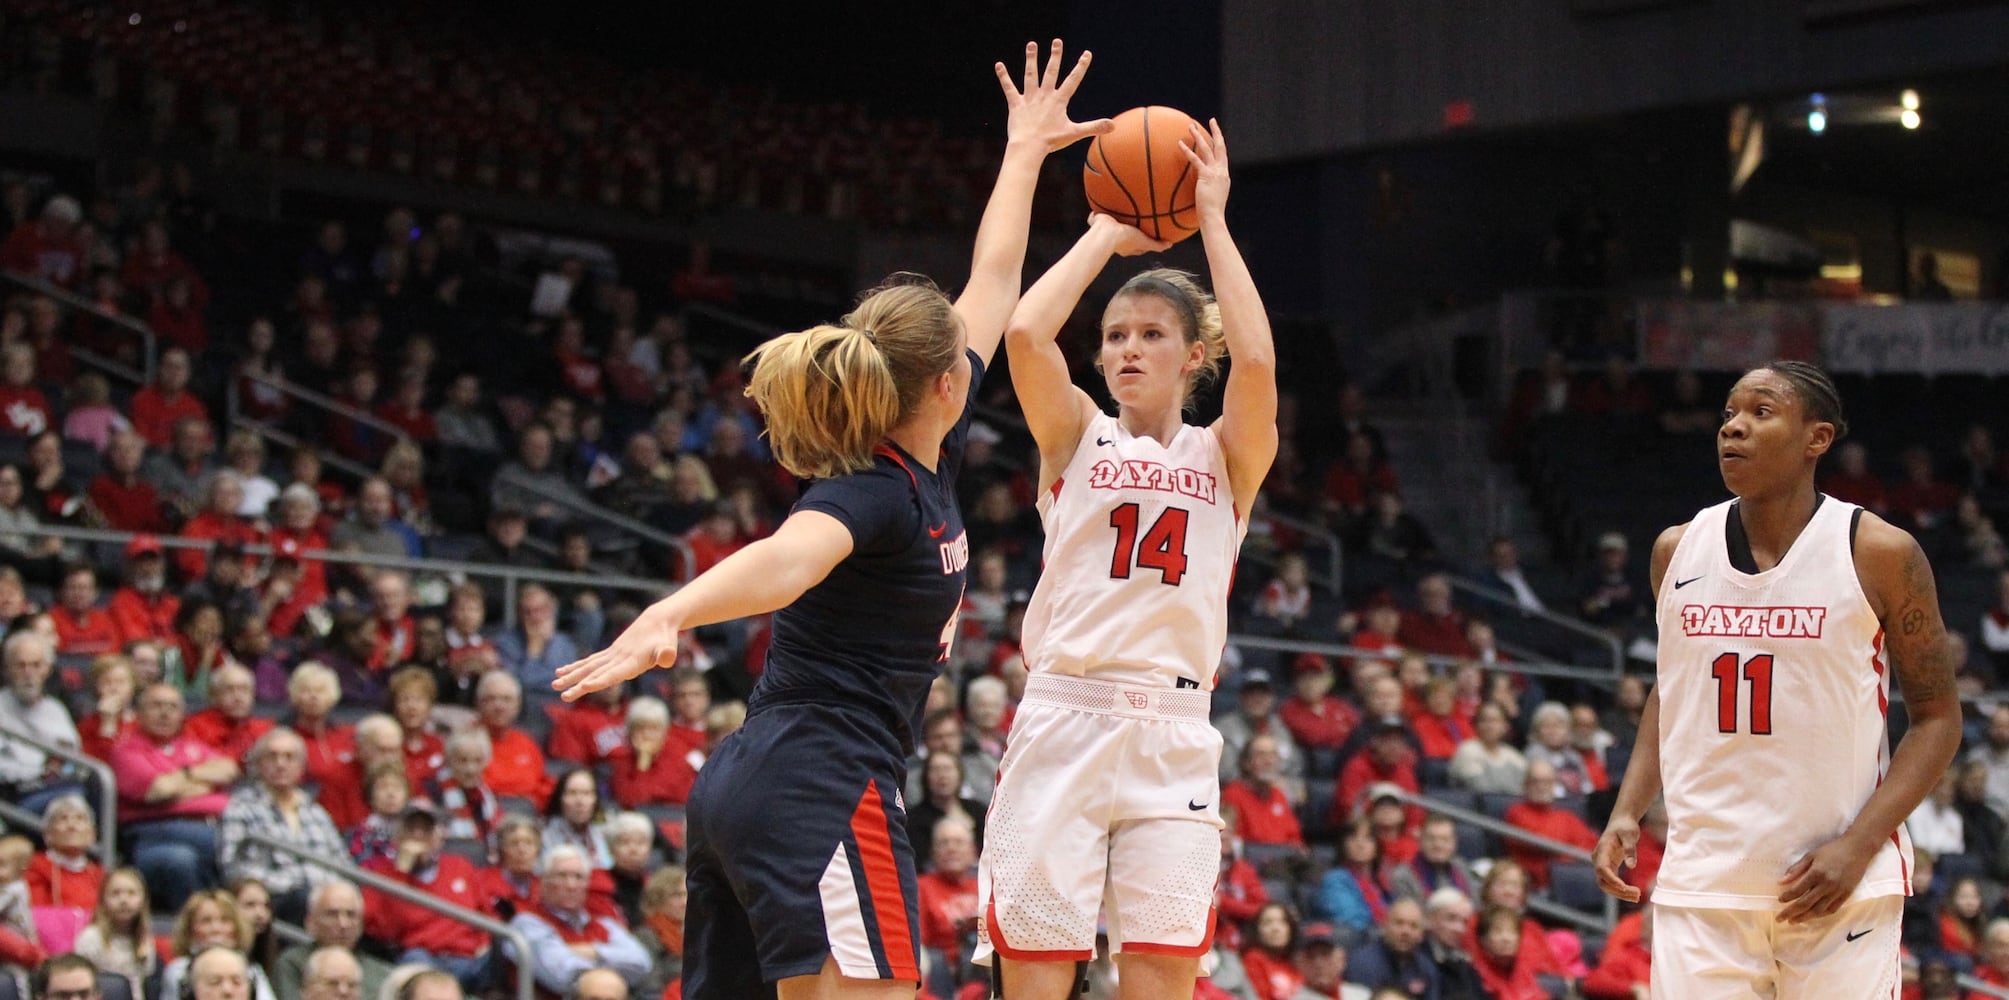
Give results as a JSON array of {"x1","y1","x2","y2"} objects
[{"x1": 1, "y1": 105, "x2": 2007, "y2": 1000}]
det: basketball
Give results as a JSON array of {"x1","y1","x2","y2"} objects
[{"x1": 1083, "y1": 105, "x2": 1202, "y2": 243}]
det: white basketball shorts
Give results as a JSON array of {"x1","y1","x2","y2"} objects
[
  {"x1": 975, "y1": 673, "x2": 1224, "y2": 964},
  {"x1": 1650, "y1": 896, "x2": 1901, "y2": 999}
]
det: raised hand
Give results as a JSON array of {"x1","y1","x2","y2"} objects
[
  {"x1": 552, "y1": 608, "x2": 681, "y2": 702},
  {"x1": 1088, "y1": 212, "x2": 1173, "y2": 257},
  {"x1": 1178, "y1": 118, "x2": 1232, "y2": 223},
  {"x1": 995, "y1": 40, "x2": 1113, "y2": 154}
]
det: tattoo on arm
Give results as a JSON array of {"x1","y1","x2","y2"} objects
[{"x1": 1888, "y1": 540, "x2": 1958, "y2": 705}]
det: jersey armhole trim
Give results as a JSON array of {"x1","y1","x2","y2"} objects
[{"x1": 1850, "y1": 506, "x2": 1864, "y2": 557}]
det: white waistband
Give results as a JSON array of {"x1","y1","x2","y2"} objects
[{"x1": 1021, "y1": 672, "x2": 1213, "y2": 722}]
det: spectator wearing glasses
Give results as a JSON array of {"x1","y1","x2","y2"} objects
[
  {"x1": 508, "y1": 846, "x2": 649, "y2": 997},
  {"x1": 30, "y1": 953, "x2": 99, "y2": 1000}
]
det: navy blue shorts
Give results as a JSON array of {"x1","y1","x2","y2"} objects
[{"x1": 681, "y1": 705, "x2": 922, "y2": 998}]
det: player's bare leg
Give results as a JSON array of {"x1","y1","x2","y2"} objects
[
  {"x1": 1113, "y1": 953, "x2": 1198, "y2": 1000},
  {"x1": 995, "y1": 958, "x2": 1082, "y2": 999},
  {"x1": 776, "y1": 957, "x2": 921, "y2": 1000}
]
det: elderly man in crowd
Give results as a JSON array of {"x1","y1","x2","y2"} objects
[
  {"x1": 0, "y1": 630, "x2": 84, "y2": 815},
  {"x1": 31, "y1": 953, "x2": 101, "y2": 1000},
  {"x1": 218, "y1": 728, "x2": 351, "y2": 923},
  {"x1": 187, "y1": 947, "x2": 252, "y2": 1000},
  {"x1": 109, "y1": 682, "x2": 237, "y2": 910},
  {"x1": 476, "y1": 672, "x2": 554, "y2": 802},
  {"x1": 274, "y1": 881, "x2": 390, "y2": 1000},
  {"x1": 509, "y1": 845, "x2": 649, "y2": 996},
  {"x1": 297, "y1": 947, "x2": 365, "y2": 1000},
  {"x1": 184, "y1": 663, "x2": 273, "y2": 766}
]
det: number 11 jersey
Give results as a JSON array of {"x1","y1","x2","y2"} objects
[
  {"x1": 1019, "y1": 412, "x2": 1245, "y2": 691},
  {"x1": 1653, "y1": 495, "x2": 1912, "y2": 910}
]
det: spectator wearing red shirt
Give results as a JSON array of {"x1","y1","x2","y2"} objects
[
  {"x1": 367, "y1": 571, "x2": 417, "y2": 672},
  {"x1": 1410, "y1": 677, "x2": 1472, "y2": 761},
  {"x1": 1822, "y1": 441, "x2": 1887, "y2": 514},
  {"x1": 607, "y1": 696, "x2": 697, "y2": 809},
  {"x1": 1501, "y1": 760, "x2": 1598, "y2": 889},
  {"x1": 145, "y1": 276, "x2": 208, "y2": 355},
  {"x1": 321, "y1": 714, "x2": 405, "y2": 834},
  {"x1": 1472, "y1": 905, "x2": 1548, "y2": 1000},
  {"x1": 389, "y1": 666, "x2": 445, "y2": 789},
  {"x1": 76, "y1": 653, "x2": 139, "y2": 763},
  {"x1": 129, "y1": 348, "x2": 209, "y2": 449},
  {"x1": 1242, "y1": 903, "x2": 1305, "y2": 1000},
  {"x1": 1214, "y1": 825, "x2": 1268, "y2": 953},
  {"x1": 119, "y1": 221, "x2": 206, "y2": 308},
  {"x1": 475, "y1": 814, "x2": 545, "y2": 920},
  {"x1": 362, "y1": 803, "x2": 495, "y2": 988},
  {"x1": 1278, "y1": 653, "x2": 1359, "y2": 752},
  {"x1": 1397, "y1": 574, "x2": 1473, "y2": 659},
  {"x1": 270, "y1": 485, "x2": 331, "y2": 606},
  {"x1": 284, "y1": 662, "x2": 354, "y2": 790},
  {"x1": 550, "y1": 685, "x2": 629, "y2": 768},
  {"x1": 552, "y1": 315, "x2": 604, "y2": 402},
  {"x1": 1366, "y1": 791, "x2": 1420, "y2": 865},
  {"x1": 87, "y1": 430, "x2": 170, "y2": 533},
  {"x1": 107, "y1": 536, "x2": 180, "y2": 646},
  {"x1": 25, "y1": 793, "x2": 102, "y2": 909},
  {"x1": 182, "y1": 663, "x2": 273, "y2": 766},
  {"x1": 1321, "y1": 430, "x2": 1399, "y2": 521},
  {"x1": 50, "y1": 565, "x2": 120, "y2": 657},
  {"x1": 1, "y1": 195, "x2": 84, "y2": 287},
  {"x1": 176, "y1": 472, "x2": 266, "y2": 583},
  {"x1": 1348, "y1": 603, "x2": 1405, "y2": 661},
  {"x1": 1221, "y1": 734, "x2": 1306, "y2": 848},
  {"x1": 0, "y1": 343, "x2": 52, "y2": 437},
  {"x1": 1889, "y1": 445, "x2": 1964, "y2": 530},
  {"x1": 915, "y1": 815, "x2": 979, "y2": 956},
  {"x1": 429, "y1": 728, "x2": 502, "y2": 847},
  {"x1": 375, "y1": 374, "x2": 439, "y2": 444},
  {"x1": 675, "y1": 501, "x2": 747, "y2": 580},
  {"x1": 1334, "y1": 721, "x2": 1420, "y2": 826},
  {"x1": 477, "y1": 672, "x2": 556, "y2": 804}
]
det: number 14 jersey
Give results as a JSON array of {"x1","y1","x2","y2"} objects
[
  {"x1": 1653, "y1": 495, "x2": 1911, "y2": 910},
  {"x1": 1019, "y1": 413, "x2": 1245, "y2": 691}
]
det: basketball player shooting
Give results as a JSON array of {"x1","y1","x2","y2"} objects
[{"x1": 1592, "y1": 362, "x2": 1961, "y2": 998}]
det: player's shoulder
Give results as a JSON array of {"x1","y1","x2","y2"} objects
[
  {"x1": 1848, "y1": 508, "x2": 1928, "y2": 608},
  {"x1": 1648, "y1": 521, "x2": 1692, "y2": 596},
  {"x1": 1848, "y1": 508, "x2": 1919, "y2": 563}
]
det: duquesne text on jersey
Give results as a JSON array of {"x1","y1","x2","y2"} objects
[
  {"x1": 938, "y1": 531, "x2": 969, "y2": 575},
  {"x1": 1085, "y1": 458, "x2": 1219, "y2": 504},
  {"x1": 1679, "y1": 603, "x2": 1827, "y2": 639}
]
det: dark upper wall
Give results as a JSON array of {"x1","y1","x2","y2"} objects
[{"x1": 1223, "y1": 0, "x2": 2009, "y2": 164}]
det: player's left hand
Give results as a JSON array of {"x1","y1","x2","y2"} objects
[
  {"x1": 996, "y1": 40, "x2": 1112, "y2": 154},
  {"x1": 1776, "y1": 833, "x2": 1877, "y2": 923},
  {"x1": 1178, "y1": 118, "x2": 1232, "y2": 222}
]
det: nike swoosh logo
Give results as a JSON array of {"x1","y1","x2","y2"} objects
[
  {"x1": 1673, "y1": 576, "x2": 1703, "y2": 589},
  {"x1": 1845, "y1": 928, "x2": 1871, "y2": 942},
  {"x1": 1096, "y1": 437, "x2": 1113, "y2": 446},
  {"x1": 927, "y1": 522, "x2": 948, "y2": 538},
  {"x1": 1188, "y1": 799, "x2": 1208, "y2": 811}
]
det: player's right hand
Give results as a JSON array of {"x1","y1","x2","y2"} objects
[
  {"x1": 552, "y1": 608, "x2": 681, "y2": 702},
  {"x1": 1087, "y1": 213, "x2": 1173, "y2": 257},
  {"x1": 1593, "y1": 816, "x2": 1643, "y2": 902}
]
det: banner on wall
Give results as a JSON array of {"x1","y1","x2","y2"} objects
[
  {"x1": 1636, "y1": 299, "x2": 1821, "y2": 370},
  {"x1": 1820, "y1": 304, "x2": 2009, "y2": 375}
]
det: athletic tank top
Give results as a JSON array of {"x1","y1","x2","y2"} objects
[
  {"x1": 1018, "y1": 412, "x2": 1245, "y2": 690},
  {"x1": 1653, "y1": 495, "x2": 1912, "y2": 910}
]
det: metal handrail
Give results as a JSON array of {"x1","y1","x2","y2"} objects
[
  {"x1": 1383, "y1": 788, "x2": 1618, "y2": 933},
  {"x1": 0, "y1": 269, "x2": 159, "y2": 379},
  {"x1": 14, "y1": 523, "x2": 672, "y2": 627},
  {"x1": 495, "y1": 473, "x2": 698, "y2": 581},
  {"x1": 0, "y1": 727, "x2": 117, "y2": 862},
  {"x1": 235, "y1": 369, "x2": 415, "y2": 443},
  {"x1": 1227, "y1": 632, "x2": 1623, "y2": 687},
  {"x1": 1261, "y1": 507, "x2": 1346, "y2": 597},
  {"x1": 245, "y1": 833, "x2": 534, "y2": 1000},
  {"x1": 229, "y1": 417, "x2": 378, "y2": 482},
  {"x1": 1960, "y1": 975, "x2": 2009, "y2": 1000},
  {"x1": 1450, "y1": 577, "x2": 1625, "y2": 677}
]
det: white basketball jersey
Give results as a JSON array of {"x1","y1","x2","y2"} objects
[
  {"x1": 1019, "y1": 413, "x2": 1245, "y2": 690},
  {"x1": 1653, "y1": 496, "x2": 1911, "y2": 910}
]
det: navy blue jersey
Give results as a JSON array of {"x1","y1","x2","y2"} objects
[{"x1": 747, "y1": 349, "x2": 983, "y2": 758}]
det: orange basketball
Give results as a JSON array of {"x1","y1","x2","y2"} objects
[{"x1": 1082, "y1": 106, "x2": 1202, "y2": 243}]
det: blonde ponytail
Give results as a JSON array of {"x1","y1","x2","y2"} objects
[{"x1": 743, "y1": 276, "x2": 962, "y2": 480}]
